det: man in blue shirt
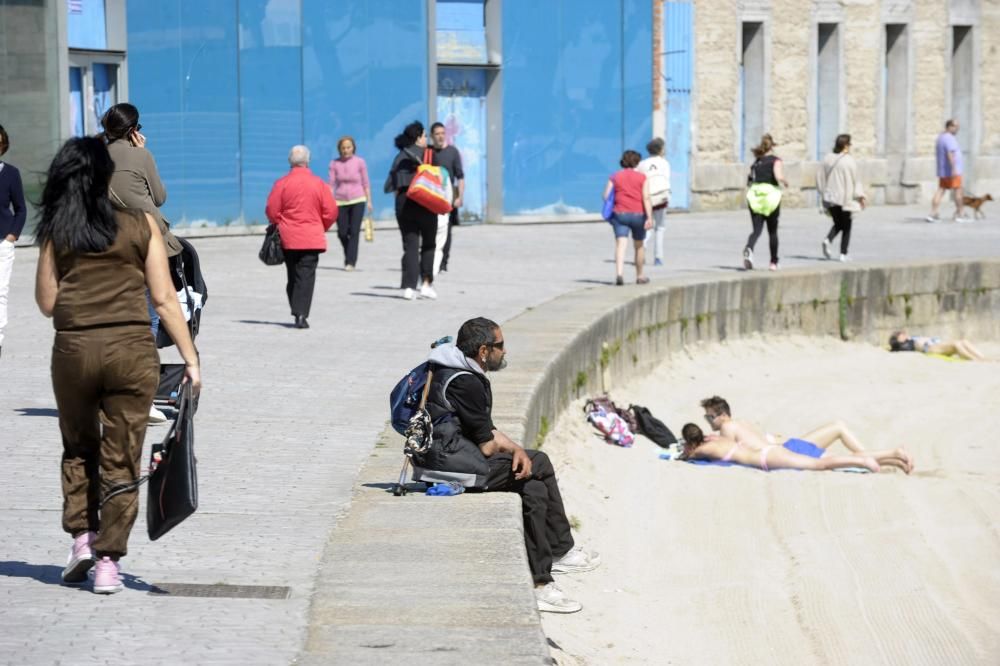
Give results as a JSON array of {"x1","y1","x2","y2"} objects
[{"x1": 927, "y1": 119, "x2": 967, "y2": 223}]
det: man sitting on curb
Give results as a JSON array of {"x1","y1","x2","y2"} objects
[{"x1": 424, "y1": 316, "x2": 599, "y2": 614}]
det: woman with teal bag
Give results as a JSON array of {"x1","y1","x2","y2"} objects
[{"x1": 742, "y1": 134, "x2": 787, "y2": 271}]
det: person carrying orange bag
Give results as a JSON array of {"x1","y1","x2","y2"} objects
[{"x1": 407, "y1": 147, "x2": 452, "y2": 215}]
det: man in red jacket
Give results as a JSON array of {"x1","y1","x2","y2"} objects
[{"x1": 266, "y1": 145, "x2": 337, "y2": 329}]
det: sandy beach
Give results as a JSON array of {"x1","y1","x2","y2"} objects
[{"x1": 540, "y1": 335, "x2": 1000, "y2": 665}]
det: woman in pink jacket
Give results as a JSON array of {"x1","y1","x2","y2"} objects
[
  {"x1": 328, "y1": 136, "x2": 372, "y2": 271},
  {"x1": 265, "y1": 145, "x2": 337, "y2": 329}
]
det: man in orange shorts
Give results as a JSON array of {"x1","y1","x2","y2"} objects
[{"x1": 927, "y1": 119, "x2": 967, "y2": 223}]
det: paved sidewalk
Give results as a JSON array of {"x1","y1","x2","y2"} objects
[{"x1": 1, "y1": 205, "x2": 998, "y2": 664}]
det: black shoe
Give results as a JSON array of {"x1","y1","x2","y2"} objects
[
  {"x1": 294, "y1": 315, "x2": 310, "y2": 329},
  {"x1": 615, "y1": 275, "x2": 624, "y2": 286}
]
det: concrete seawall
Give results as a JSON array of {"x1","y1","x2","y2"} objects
[
  {"x1": 500, "y1": 258, "x2": 1000, "y2": 449},
  {"x1": 303, "y1": 258, "x2": 1000, "y2": 664}
]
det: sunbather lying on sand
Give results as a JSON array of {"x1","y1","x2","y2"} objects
[
  {"x1": 888, "y1": 330, "x2": 986, "y2": 361},
  {"x1": 678, "y1": 423, "x2": 912, "y2": 473},
  {"x1": 698, "y1": 396, "x2": 914, "y2": 473}
]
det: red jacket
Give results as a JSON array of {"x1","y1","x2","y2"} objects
[{"x1": 265, "y1": 166, "x2": 337, "y2": 251}]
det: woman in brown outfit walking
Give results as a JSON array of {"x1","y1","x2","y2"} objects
[{"x1": 34, "y1": 137, "x2": 202, "y2": 594}]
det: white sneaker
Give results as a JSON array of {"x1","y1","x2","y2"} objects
[
  {"x1": 839, "y1": 254, "x2": 850, "y2": 262},
  {"x1": 925, "y1": 215, "x2": 939, "y2": 223},
  {"x1": 535, "y1": 582, "x2": 582, "y2": 614},
  {"x1": 419, "y1": 284, "x2": 438, "y2": 300},
  {"x1": 148, "y1": 405, "x2": 167, "y2": 424},
  {"x1": 956, "y1": 216, "x2": 972, "y2": 224},
  {"x1": 402, "y1": 288, "x2": 416, "y2": 301},
  {"x1": 552, "y1": 547, "x2": 601, "y2": 574},
  {"x1": 822, "y1": 238, "x2": 832, "y2": 259}
]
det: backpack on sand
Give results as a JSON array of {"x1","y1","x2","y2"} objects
[{"x1": 629, "y1": 404, "x2": 678, "y2": 448}]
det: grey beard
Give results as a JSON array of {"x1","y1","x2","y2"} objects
[{"x1": 486, "y1": 356, "x2": 508, "y2": 372}]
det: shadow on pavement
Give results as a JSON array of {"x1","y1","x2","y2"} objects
[
  {"x1": 234, "y1": 319, "x2": 296, "y2": 328},
  {"x1": 0, "y1": 560, "x2": 154, "y2": 592},
  {"x1": 350, "y1": 292, "x2": 409, "y2": 300},
  {"x1": 14, "y1": 408, "x2": 59, "y2": 417}
]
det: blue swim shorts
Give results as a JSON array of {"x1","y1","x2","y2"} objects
[{"x1": 783, "y1": 438, "x2": 825, "y2": 458}]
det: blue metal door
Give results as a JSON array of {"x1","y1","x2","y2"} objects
[
  {"x1": 664, "y1": 0, "x2": 692, "y2": 209},
  {"x1": 437, "y1": 68, "x2": 487, "y2": 222}
]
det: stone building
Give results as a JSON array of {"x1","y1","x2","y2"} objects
[{"x1": 684, "y1": 0, "x2": 1000, "y2": 210}]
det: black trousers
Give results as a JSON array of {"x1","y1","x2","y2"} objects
[
  {"x1": 337, "y1": 202, "x2": 364, "y2": 267},
  {"x1": 746, "y1": 206, "x2": 780, "y2": 265},
  {"x1": 825, "y1": 205, "x2": 853, "y2": 255},
  {"x1": 395, "y1": 193, "x2": 437, "y2": 289},
  {"x1": 440, "y1": 208, "x2": 458, "y2": 271},
  {"x1": 485, "y1": 450, "x2": 574, "y2": 585},
  {"x1": 283, "y1": 249, "x2": 319, "y2": 317}
]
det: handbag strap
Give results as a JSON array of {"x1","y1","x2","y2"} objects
[{"x1": 423, "y1": 148, "x2": 433, "y2": 165}]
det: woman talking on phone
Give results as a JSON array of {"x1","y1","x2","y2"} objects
[{"x1": 101, "y1": 103, "x2": 181, "y2": 424}]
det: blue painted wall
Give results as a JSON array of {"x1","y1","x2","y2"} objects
[
  {"x1": 502, "y1": 0, "x2": 651, "y2": 215},
  {"x1": 126, "y1": 0, "x2": 649, "y2": 225},
  {"x1": 301, "y1": 0, "x2": 427, "y2": 221},
  {"x1": 126, "y1": 0, "x2": 426, "y2": 227}
]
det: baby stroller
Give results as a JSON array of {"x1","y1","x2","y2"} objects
[{"x1": 154, "y1": 237, "x2": 207, "y2": 411}]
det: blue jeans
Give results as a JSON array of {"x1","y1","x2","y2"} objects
[{"x1": 610, "y1": 212, "x2": 647, "y2": 241}]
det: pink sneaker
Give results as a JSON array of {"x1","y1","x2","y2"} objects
[
  {"x1": 61, "y1": 531, "x2": 96, "y2": 585},
  {"x1": 92, "y1": 557, "x2": 123, "y2": 594}
]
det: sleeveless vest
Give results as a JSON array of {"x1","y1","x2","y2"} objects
[{"x1": 410, "y1": 366, "x2": 490, "y2": 488}]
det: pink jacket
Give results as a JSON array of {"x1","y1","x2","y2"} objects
[
  {"x1": 265, "y1": 167, "x2": 337, "y2": 251},
  {"x1": 328, "y1": 155, "x2": 370, "y2": 203}
]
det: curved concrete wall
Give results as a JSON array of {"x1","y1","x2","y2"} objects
[
  {"x1": 310, "y1": 258, "x2": 999, "y2": 664},
  {"x1": 496, "y1": 259, "x2": 1000, "y2": 448}
]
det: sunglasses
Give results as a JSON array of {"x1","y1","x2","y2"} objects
[
  {"x1": 486, "y1": 340, "x2": 505, "y2": 350},
  {"x1": 135, "y1": 124, "x2": 143, "y2": 132}
]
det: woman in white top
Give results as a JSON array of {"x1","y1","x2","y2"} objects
[
  {"x1": 817, "y1": 134, "x2": 866, "y2": 262},
  {"x1": 636, "y1": 138, "x2": 671, "y2": 266}
]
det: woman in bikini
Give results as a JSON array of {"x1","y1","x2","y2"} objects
[
  {"x1": 678, "y1": 423, "x2": 913, "y2": 474},
  {"x1": 888, "y1": 330, "x2": 987, "y2": 361}
]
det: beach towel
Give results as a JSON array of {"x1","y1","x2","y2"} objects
[{"x1": 679, "y1": 439, "x2": 870, "y2": 473}]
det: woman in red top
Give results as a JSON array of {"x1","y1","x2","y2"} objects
[
  {"x1": 265, "y1": 145, "x2": 338, "y2": 329},
  {"x1": 602, "y1": 150, "x2": 653, "y2": 285}
]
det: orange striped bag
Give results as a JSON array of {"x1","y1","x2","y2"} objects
[{"x1": 406, "y1": 148, "x2": 453, "y2": 215}]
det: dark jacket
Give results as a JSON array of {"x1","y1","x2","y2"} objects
[
  {"x1": 386, "y1": 146, "x2": 436, "y2": 194},
  {"x1": 0, "y1": 162, "x2": 27, "y2": 240},
  {"x1": 410, "y1": 343, "x2": 491, "y2": 488}
]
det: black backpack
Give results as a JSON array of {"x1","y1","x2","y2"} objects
[{"x1": 629, "y1": 404, "x2": 678, "y2": 448}]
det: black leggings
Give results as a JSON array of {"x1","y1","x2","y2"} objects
[
  {"x1": 825, "y1": 205, "x2": 853, "y2": 255},
  {"x1": 746, "y1": 207, "x2": 780, "y2": 265},
  {"x1": 337, "y1": 202, "x2": 364, "y2": 267},
  {"x1": 395, "y1": 193, "x2": 437, "y2": 289}
]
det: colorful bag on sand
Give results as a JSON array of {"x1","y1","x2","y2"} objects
[{"x1": 407, "y1": 148, "x2": 453, "y2": 215}]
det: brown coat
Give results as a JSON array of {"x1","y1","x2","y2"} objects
[{"x1": 106, "y1": 140, "x2": 182, "y2": 256}]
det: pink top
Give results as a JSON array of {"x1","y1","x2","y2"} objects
[{"x1": 328, "y1": 155, "x2": 370, "y2": 204}]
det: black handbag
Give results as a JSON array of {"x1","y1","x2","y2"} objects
[
  {"x1": 147, "y1": 382, "x2": 198, "y2": 540},
  {"x1": 258, "y1": 223, "x2": 284, "y2": 265}
]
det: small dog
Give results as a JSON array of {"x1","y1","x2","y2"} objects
[{"x1": 962, "y1": 193, "x2": 993, "y2": 219}]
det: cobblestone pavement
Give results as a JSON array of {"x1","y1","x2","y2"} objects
[{"x1": 1, "y1": 205, "x2": 998, "y2": 664}]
